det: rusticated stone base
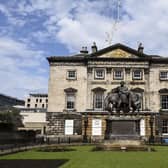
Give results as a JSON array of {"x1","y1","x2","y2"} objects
[{"x1": 46, "y1": 112, "x2": 82, "y2": 136}]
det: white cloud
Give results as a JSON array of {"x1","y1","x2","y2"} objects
[
  {"x1": 1, "y1": 0, "x2": 168, "y2": 55},
  {"x1": 19, "y1": 0, "x2": 167, "y2": 56},
  {"x1": 1, "y1": 0, "x2": 168, "y2": 99},
  {"x1": 0, "y1": 36, "x2": 48, "y2": 98}
]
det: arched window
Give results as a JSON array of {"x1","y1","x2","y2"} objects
[{"x1": 92, "y1": 87, "x2": 106, "y2": 110}]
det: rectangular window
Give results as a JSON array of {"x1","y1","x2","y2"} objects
[
  {"x1": 162, "y1": 120, "x2": 168, "y2": 133},
  {"x1": 36, "y1": 99, "x2": 38, "y2": 103},
  {"x1": 94, "y1": 92, "x2": 103, "y2": 110},
  {"x1": 160, "y1": 71, "x2": 168, "y2": 80},
  {"x1": 27, "y1": 104, "x2": 30, "y2": 108},
  {"x1": 35, "y1": 104, "x2": 37, "y2": 108},
  {"x1": 66, "y1": 93, "x2": 75, "y2": 109},
  {"x1": 40, "y1": 99, "x2": 42, "y2": 103},
  {"x1": 113, "y1": 69, "x2": 123, "y2": 80},
  {"x1": 161, "y1": 95, "x2": 168, "y2": 109},
  {"x1": 95, "y1": 69, "x2": 105, "y2": 79},
  {"x1": 65, "y1": 120, "x2": 74, "y2": 135},
  {"x1": 67, "y1": 70, "x2": 77, "y2": 80},
  {"x1": 42, "y1": 104, "x2": 44, "y2": 108},
  {"x1": 46, "y1": 99, "x2": 48, "y2": 103},
  {"x1": 27, "y1": 98, "x2": 30, "y2": 102},
  {"x1": 133, "y1": 70, "x2": 142, "y2": 80},
  {"x1": 92, "y1": 119, "x2": 102, "y2": 135}
]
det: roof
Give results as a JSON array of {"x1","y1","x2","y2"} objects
[
  {"x1": 29, "y1": 93, "x2": 48, "y2": 97},
  {"x1": 89, "y1": 43, "x2": 148, "y2": 57},
  {"x1": 47, "y1": 43, "x2": 168, "y2": 63}
]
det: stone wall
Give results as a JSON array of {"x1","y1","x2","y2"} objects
[
  {"x1": 46, "y1": 112, "x2": 82, "y2": 136},
  {"x1": 48, "y1": 64, "x2": 87, "y2": 112}
]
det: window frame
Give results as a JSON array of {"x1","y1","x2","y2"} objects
[
  {"x1": 162, "y1": 120, "x2": 168, "y2": 134},
  {"x1": 94, "y1": 68, "x2": 105, "y2": 80},
  {"x1": 132, "y1": 69, "x2": 143, "y2": 80},
  {"x1": 67, "y1": 70, "x2": 77, "y2": 80},
  {"x1": 66, "y1": 92, "x2": 76, "y2": 110},
  {"x1": 160, "y1": 71, "x2": 168, "y2": 81},
  {"x1": 160, "y1": 94, "x2": 168, "y2": 110},
  {"x1": 113, "y1": 69, "x2": 124, "y2": 80},
  {"x1": 93, "y1": 91, "x2": 104, "y2": 110}
]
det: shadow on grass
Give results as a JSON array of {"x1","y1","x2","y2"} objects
[{"x1": 0, "y1": 159, "x2": 69, "y2": 168}]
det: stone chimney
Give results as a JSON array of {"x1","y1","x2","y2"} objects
[
  {"x1": 138, "y1": 43, "x2": 144, "y2": 53},
  {"x1": 91, "y1": 42, "x2": 98, "y2": 53},
  {"x1": 80, "y1": 46, "x2": 88, "y2": 54}
]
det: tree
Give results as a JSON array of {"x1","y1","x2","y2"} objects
[{"x1": 0, "y1": 107, "x2": 23, "y2": 131}]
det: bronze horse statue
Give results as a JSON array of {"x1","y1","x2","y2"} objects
[{"x1": 104, "y1": 91, "x2": 142, "y2": 114}]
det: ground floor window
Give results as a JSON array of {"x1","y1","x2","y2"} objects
[
  {"x1": 161, "y1": 95, "x2": 168, "y2": 110},
  {"x1": 162, "y1": 120, "x2": 168, "y2": 134},
  {"x1": 140, "y1": 119, "x2": 145, "y2": 136},
  {"x1": 65, "y1": 120, "x2": 74, "y2": 135},
  {"x1": 92, "y1": 119, "x2": 102, "y2": 136}
]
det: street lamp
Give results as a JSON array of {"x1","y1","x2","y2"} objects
[
  {"x1": 149, "y1": 114, "x2": 154, "y2": 144},
  {"x1": 83, "y1": 113, "x2": 88, "y2": 143}
]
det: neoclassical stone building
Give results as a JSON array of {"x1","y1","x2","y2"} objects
[{"x1": 46, "y1": 43, "x2": 168, "y2": 142}]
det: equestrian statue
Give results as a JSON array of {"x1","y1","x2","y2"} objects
[{"x1": 104, "y1": 81, "x2": 142, "y2": 114}]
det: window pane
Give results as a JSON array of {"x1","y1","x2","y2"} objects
[
  {"x1": 160, "y1": 72, "x2": 168, "y2": 79},
  {"x1": 133, "y1": 70, "x2": 142, "y2": 79},
  {"x1": 114, "y1": 70, "x2": 123, "y2": 79},
  {"x1": 162, "y1": 120, "x2": 168, "y2": 133},
  {"x1": 161, "y1": 95, "x2": 168, "y2": 109},
  {"x1": 95, "y1": 69, "x2": 104, "y2": 79},
  {"x1": 68, "y1": 70, "x2": 76, "y2": 79},
  {"x1": 67, "y1": 94, "x2": 75, "y2": 109},
  {"x1": 94, "y1": 92, "x2": 103, "y2": 109}
]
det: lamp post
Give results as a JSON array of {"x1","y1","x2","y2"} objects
[
  {"x1": 149, "y1": 114, "x2": 154, "y2": 144},
  {"x1": 83, "y1": 113, "x2": 88, "y2": 143}
]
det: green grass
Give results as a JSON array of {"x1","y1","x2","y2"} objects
[{"x1": 1, "y1": 145, "x2": 168, "y2": 168}]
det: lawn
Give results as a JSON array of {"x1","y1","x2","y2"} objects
[{"x1": 1, "y1": 145, "x2": 168, "y2": 168}]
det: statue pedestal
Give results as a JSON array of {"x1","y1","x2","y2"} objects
[
  {"x1": 105, "y1": 116, "x2": 141, "y2": 140},
  {"x1": 95, "y1": 115, "x2": 151, "y2": 151}
]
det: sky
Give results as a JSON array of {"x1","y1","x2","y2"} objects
[{"x1": 0, "y1": 0, "x2": 168, "y2": 99}]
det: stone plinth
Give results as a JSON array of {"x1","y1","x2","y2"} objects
[
  {"x1": 105, "y1": 116, "x2": 141, "y2": 140},
  {"x1": 95, "y1": 140, "x2": 150, "y2": 151}
]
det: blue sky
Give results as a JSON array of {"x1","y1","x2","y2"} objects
[{"x1": 0, "y1": 0, "x2": 168, "y2": 99}]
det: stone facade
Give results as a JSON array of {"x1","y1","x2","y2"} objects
[
  {"x1": 18, "y1": 93, "x2": 48, "y2": 134},
  {"x1": 25, "y1": 93, "x2": 48, "y2": 109},
  {"x1": 46, "y1": 43, "x2": 168, "y2": 142}
]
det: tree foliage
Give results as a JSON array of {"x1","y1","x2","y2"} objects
[{"x1": 0, "y1": 107, "x2": 23, "y2": 130}]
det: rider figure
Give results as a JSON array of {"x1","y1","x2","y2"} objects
[
  {"x1": 117, "y1": 81, "x2": 129, "y2": 96},
  {"x1": 116, "y1": 81, "x2": 130, "y2": 109}
]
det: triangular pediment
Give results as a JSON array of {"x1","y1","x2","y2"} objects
[
  {"x1": 99, "y1": 48, "x2": 138, "y2": 58},
  {"x1": 89, "y1": 43, "x2": 148, "y2": 58}
]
